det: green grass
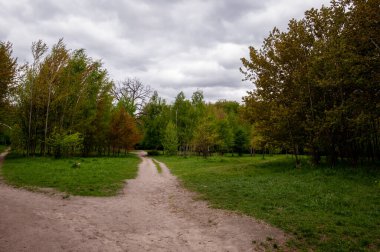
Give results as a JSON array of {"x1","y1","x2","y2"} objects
[
  {"x1": 156, "y1": 155, "x2": 380, "y2": 251},
  {"x1": 152, "y1": 159, "x2": 162, "y2": 173},
  {"x1": 0, "y1": 145, "x2": 9, "y2": 153},
  {"x1": 1, "y1": 154, "x2": 140, "y2": 196}
]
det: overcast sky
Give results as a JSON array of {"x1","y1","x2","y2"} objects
[{"x1": 0, "y1": 0, "x2": 330, "y2": 102}]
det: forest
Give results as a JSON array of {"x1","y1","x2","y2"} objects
[
  {"x1": 0, "y1": 38, "x2": 249, "y2": 158},
  {"x1": 0, "y1": 0, "x2": 379, "y2": 167}
]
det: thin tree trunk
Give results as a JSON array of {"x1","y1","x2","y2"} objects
[
  {"x1": 287, "y1": 118, "x2": 300, "y2": 167},
  {"x1": 43, "y1": 84, "x2": 52, "y2": 156},
  {"x1": 27, "y1": 79, "x2": 33, "y2": 157}
]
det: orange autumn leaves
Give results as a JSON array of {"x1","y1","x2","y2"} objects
[{"x1": 109, "y1": 105, "x2": 141, "y2": 153}]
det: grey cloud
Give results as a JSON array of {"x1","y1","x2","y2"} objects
[{"x1": 0, "y1": 0, "x2": 330, "y2": 102}]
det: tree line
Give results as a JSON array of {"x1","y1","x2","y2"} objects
[
  {"x1": 241, "y1": 0, "x2": 379, "y2": 166},
  {"x1": 0, "y1": 39, "x2": 251, "y2": 158},
  {"x1": 139, "y1": 91, "x2": 250, "y2": 157},
  {"x1": 0, "y1": 39, "x2": 141, "y2": 157},
  {"x1": 1, "y1": 0, "x2": 378, "y2": 166}
]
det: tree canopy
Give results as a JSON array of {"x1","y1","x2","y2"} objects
[
  {"x1": 0, "y1": 39, "x2": 142, "y2": 157},
  {"x1": 241, "y1": 0, "x2": 380, "y2": 165}
]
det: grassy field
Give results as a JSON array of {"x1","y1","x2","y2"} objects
[
  {"x1": 1, "y1": 154, "x2": 140, "y2": 196},
  {"x1": 156, "y1": 155, "x2": 380, "y2": 251}
]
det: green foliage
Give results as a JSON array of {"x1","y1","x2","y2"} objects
[
  {"x1": 6, "y1": 39, "x2": 141, "y2": 157},
  {"x1": 0, "y1": 41, "x2": 17, "y2": 111},
  {"x1": 0, "y1": 145, "x2": 8, "y2": 153},
  {"x1": 193, "y1": 116, "x2": 217, "y2": 157},
  {"x1": 47, "y1": 131, "x2": 83, "y2": 158},
  {"x1": 10, "y1": 124, "x2": 25, "y2": 152},
  {"x1": 173, "y1": 92, "x2": 194, "y2": 153},
  {"x1": 140, "y1": 91, "x2": 169, "y2": 150},
  {"x1": 234, "y1": 127, "x2": 249, "y2": 156},
  {"x1": 118, "y1": 97, "x2": 137, "y2": 117},
  {"x1": 2, "y1": 155, "x2": 139, "y2": 196},
  {"x1": 140, "y1": 90, "x2": 242, "y2": 157},
  {"x1": 250, "y1": 124, "x2": 265, "y2": 153},
  {"x1": 156, "y1": 155, "x2": 380, "y2": 251},
  {"x1": 215, "y1": 119, "x2": 234, "y2": 155},
  {"x1": 241, "y1": 0, "x2": 380, "y2": 166},
  {"x1": 0, "y1": 41, "x2": 17, "y2": 139},
  {"x1": 147, "y1": 150, "x2": 160, "y2": 156},
  {"x1": 162, "y1": 121, "x2": 178, "y2": 155},
  {"x1": 215, "y1": 100, "x2": 240, "y2": 115}
]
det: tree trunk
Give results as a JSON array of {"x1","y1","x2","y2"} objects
[
  {"x1": 294, "y1": 144, "x2": 300, "y2": 168},
  {"x1": 43, "y1": 84, "x2": 52, "y2": 156},
  {"x1": 27, "y1": 81, "x2": 33, "y2": 157},
  {"x1": 311, "y1": 146, "x2": 320, "y2": 165}
]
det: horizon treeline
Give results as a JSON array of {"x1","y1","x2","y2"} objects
[
  {"x1": 0, "y1": 38, "x2": 250, "y2": 158},
  {"x1": 1, "y1": 0, "x2": 379, "y2": 167}
]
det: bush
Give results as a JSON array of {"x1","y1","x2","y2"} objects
[
  {"x1": 147, "y1": 150, "x2": 160, "y2": 156},
  {"x1": 48, "y1": 131, "x2": 83, "y2": 158}
]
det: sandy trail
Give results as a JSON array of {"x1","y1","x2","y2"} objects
[{"x1": 0, "y1": 152, "x2": 286, "y2": 251}]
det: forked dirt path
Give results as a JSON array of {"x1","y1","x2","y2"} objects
[{"x1": 0, "y1": 151, "x2": 286, "y2": 251}]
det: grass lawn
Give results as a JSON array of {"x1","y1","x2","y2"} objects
[
  {"x1": 1, "y1": 154, "x2": 140, "y2": 196},
  {"x1": 0, "y1": 145, "x2": 9, "y2": 153},
  {"x1": 156, "y1": 155, "x2": 380, "y2": 251}
]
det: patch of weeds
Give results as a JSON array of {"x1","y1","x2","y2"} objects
[
  {"x1": 62, "y1": 194, "x2": 70, "y2": 199},
  {"x1": 71, "y1": 162, "x2": 81, "y2": 168},
  {"x1": 152, "y1": 159, "x2": 162, "y2": 173}
]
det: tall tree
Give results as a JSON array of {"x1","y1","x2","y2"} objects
[
  {"x1": 15, "y1": 40, "x2": 114, "y2": 156},
  {"x1": 109, "y1": 105, "x2": 141, "y2": 155},
  {"x1": 193, "y1": 116, "x2": 217, "y2": 157},
  {"x1": 0, "y1": 41, "x2": 17, "y2": 132},
  {"x1": 215, "y1": 118, "x2": 234, "y2": 155},
  {"x1": 25, "y1": 40, "x2": 48, "y2": 156},
  {"x1": 234, "y1": 127, "x2": 248, "y2": 156},
  {"x1": 140, "y1": 91, "x2": 169, "y2": 150},
  {"x1": 162, "y1": 121, "x2": 178, "y2": 155},
  {"x1": 172, "y1": 91, "x2": 193, "y2": 155},
  {"x1": 113, "y1": 78, "x2": 151, "y2": 116},
  {"x1": 38, "y1": 39, "x2": 69, "y2": 155}
]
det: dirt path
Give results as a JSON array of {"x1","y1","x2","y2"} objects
[{"x1": 0, "y1": 152, "x2": 286, "y2": 251}]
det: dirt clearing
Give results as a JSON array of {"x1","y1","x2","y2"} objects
[{"x1": 0, "y1": 152, "x2": 286, "y2": 251}]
